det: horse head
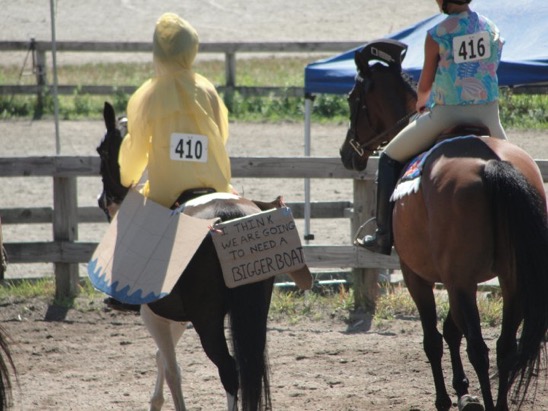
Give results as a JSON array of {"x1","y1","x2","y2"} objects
[
  {"x1": 97, "y1": 102, "x2": 129, "y2": 221},
  {"x1": 340, "y1": 40, "x2": 417, "y2": 171}
]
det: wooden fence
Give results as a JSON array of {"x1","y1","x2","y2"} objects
[
  {"x1": 1, "y1": 155, "x2": 547, "y2": 308},
  {"x1": 2, "y1": 39, "x2": 546, "y2": 110},
  {"x1": 0, "y1": 155, "x2": 396, "y2": 307},
  {"x1": 2, "y1": 40, "x2": 548, "y2": 309},
  {"x1": 0, "y1": 39, "x2": 364, "y2": 108}
]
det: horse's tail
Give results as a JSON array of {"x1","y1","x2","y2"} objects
[
  {"x1": 483, "y1": 159, "x2": 548, "y2": 404},
  {"x1": 228, "y1": 280, "x2": 273, "y2": 411},
  {"x1": 0, "y1": 324, "x2": 15, "y2": 411}
]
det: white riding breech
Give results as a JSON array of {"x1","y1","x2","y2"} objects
[{"x1": 384, "y1": 101, "x2": 507, "y2": 163}]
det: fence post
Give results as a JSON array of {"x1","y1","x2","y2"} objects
[
  {"x1": 53, "y1": 176, "x2": 79, "y2": 299},
  {"x1": 351, "y1": 178, "x2": 378, "y2": 313},
  {"x1": 225, "y1": 52, "x2": 236, "y2": 88},
  {"x1": 32, "y1": 40, "x2": 47, "y2": 116}
]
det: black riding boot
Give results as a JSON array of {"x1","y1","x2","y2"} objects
[{"x1": 357, "y1": 153, "x2": 403, "y2": 255}]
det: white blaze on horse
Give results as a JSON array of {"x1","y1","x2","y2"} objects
[
  {"x1": 97, "y1": 102, "x2": 279, "y2": 411},
  {"x1": 341, "y1": 41, "x2": 548, "y2": 411}
]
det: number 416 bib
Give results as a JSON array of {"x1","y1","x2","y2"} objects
[
  {"x1": 453, "y1": 31, "x2": 491, "y2": 64},
  {"x1": 170, "y1": 133, "x2": 208, "y2": 163}
]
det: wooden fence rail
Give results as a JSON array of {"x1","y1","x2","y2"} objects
[
  {"x1": 2, "y1": 40, "x2": 546, "y2": 109},
  {"x1": 0, "y1": 40, "x2": 363, "y2": 105},
  {"x1": 1, "y1": 155, "x2": 547, "y2": 306},
  {"x1": 0, "y1": 154, "x2": 393, "y2": 304}
]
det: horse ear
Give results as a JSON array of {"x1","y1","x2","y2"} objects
[
  {"x1": 251, "y1": 196, "x2": 285, "y2": 211},
  {"x1": 103, "y1": 102, "x2": 116, "y2": 132},
  {"x1": 354, "y1": 50, "x2": 371, "y2": 78}
]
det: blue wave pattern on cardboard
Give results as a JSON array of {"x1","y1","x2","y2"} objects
[{"x1": 87, "y1": 258, "x2": 167, "y2": 304}]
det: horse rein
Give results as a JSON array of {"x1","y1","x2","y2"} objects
[{"x1": 349, "y1": 110, "x2": 416, "y2": 157}]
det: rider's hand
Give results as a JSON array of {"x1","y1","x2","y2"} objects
[{"x1": 415, "y1": 98, "x2": 428, "y2": 114}]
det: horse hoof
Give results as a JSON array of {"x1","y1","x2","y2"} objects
[{"x1": 458, "y1": 395, "x2": 484, "y2": 411}]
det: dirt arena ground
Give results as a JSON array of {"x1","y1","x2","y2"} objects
[
  {"x1": 1, "y1": 1, "x2": 547, "y2": 410},
  {"x1": 0, "y1": 120, "x2": 546, "y2": 411}
]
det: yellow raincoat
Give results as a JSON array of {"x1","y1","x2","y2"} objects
[{"x1": 119, "y1": 13, "x2": 231, "y2": 208}]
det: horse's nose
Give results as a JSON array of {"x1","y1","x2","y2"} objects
[
  {"x1": 352, "y1": 155, "x2": 368, "y2": 172},
  {"x1": 340, "y1": 145, "x2": 354, "y2": 170}
]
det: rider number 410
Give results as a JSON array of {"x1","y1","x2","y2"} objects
[
  {"x1": 452, "y1": 31, "x2": 491, "y2": 64},
  {"x1": 170, "y1": 133, "x2": 209, "y2": 163}
]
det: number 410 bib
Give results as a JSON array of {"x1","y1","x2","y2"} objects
[
  {"x1": 452, "y1": 31, "x2": 491, "y2": 64},
  {"x1": 170, "y1": 133, "x2": 209, "y2": 163}
]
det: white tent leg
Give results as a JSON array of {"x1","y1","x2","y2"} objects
[
  {"x1": 304, "y1": 96, "x2": 314, "y2": 243},
  {"x1": 49, "y1": 0, "x2": 61, "y2": 155}
]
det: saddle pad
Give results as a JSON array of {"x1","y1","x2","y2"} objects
[
  {"x1": 211, "y1": 207, "x2": 311, "y2": 289},
  {"x1": 88, "y1": 190, "x2": 217, "y2": 304},
  {"x1": 391, "y1": 135, "x2": 480, "y2": 201}
]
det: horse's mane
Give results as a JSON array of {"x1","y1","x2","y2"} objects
[
  {"x1": 400, "y1": 70, "x2": 418, "y2": 97},
  {"x1": 368, "y1": 62, "x2": 417, "y2": 98}
]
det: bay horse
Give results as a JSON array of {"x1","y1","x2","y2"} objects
[
  {"x1": 97, "y1": 102, "x2": 275, "y2": 411},
  {"x1": 340, "y1": 41, "x2": 548, "y2": 411}
]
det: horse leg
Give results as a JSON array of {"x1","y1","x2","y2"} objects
[
  {"x1": 151, "y1": 320, "x2": 187, "y2": 411},
  {"x1": 401, "y1": 264, "x2": 452, "y2": 411},
  {"x1": 141, "y1": 304, "x2": 188, "y2": 411},
  {"x1": 443, "y1": 310, "x2": 471, "y2": 398},
  {"x1": 447, "y1": 287, "x2": 494, "y2": 411},
  {"x1": 494, "y1": 284, "x2": 520, "y2": 411},
  {"x1": 444, "y1": 310, "x2": 489, "y2": 411},
  {"x1": 192, "y1": 314, "x2": 238, "y2": 411}
]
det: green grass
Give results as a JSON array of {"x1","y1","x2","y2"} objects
[
  {"x1": 0, "y1": 278, "x2": 57, "y2": 300},
  {"x1": 269, "y1": 285, "x2": 354, "y2": 324},
  {"x1": 374, "y1": 284, "x2": 503, "y2": 327},
  {"x1": 0, "y1": 277, "x2": 104, "y2": 310},
  {"x1": 0, "y1": 277, "x2": 504, "y2": 327},
  {"x1": 2, "y1": 57, "x2": 546, "y2": 126},
  {"x1": 268, "y1": 283, "x2": 503, "y2": 328}
]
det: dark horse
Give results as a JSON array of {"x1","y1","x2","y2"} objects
[
  {"x1": 0, "y1": 221, "x2": 15, "y2": 410},
  {"x1": 340, "y1": 41, "x2": 548, "y2": 411},
  {"x1": 0, "y1": 325, "x2": 14, "y2": 411},
  {"x1": 98, "y1": 102, "x2": 275, "y2": 411}
]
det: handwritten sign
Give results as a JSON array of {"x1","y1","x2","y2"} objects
[{"x1": 211, "y1": 207, "x2": 307, "y2": 288}]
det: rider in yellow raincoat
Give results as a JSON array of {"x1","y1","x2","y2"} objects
[{"x1": 119, "y1": 13, "x2": 232, "y2": 208}]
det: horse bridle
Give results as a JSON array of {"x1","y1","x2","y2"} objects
[
  {"x1": 349, "y1": 111, "x2": 416, "y2": 157},
  {"x1": 347, "y1": 72, "x2": 416, "y2": 158}
]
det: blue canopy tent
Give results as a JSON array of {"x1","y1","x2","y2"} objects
[
  {"x1": 305, "y1": 0, "x2": 548, "y2": 95},
  {"x1": 301, "y1": 0, "x2": 548, "y2": 240}
]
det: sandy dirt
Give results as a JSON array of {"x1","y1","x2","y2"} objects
[
  {"x1": 1, "y1": 295, "x2": 547, "y2": 411},
  {"x1": 0, "y1": 127, "x2": 545, "y2": 411},
  {"x1": 0, "y1": 1, "x2": 547, "y2": 411},
  {"x1": 0, "y1": 0, "x2": 439, "y2": 66}
]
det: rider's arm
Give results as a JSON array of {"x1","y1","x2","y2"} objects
[
  {"x1": 416, "y1": 33, "x2": 439, "y2": 112},
  {"x1": 118, "y1": 124, "x2": 149, "y2": 188}
]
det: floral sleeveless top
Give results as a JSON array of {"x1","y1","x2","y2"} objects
[{"x1": 427, "y1": 11, "x2": 504, "y2": 107}]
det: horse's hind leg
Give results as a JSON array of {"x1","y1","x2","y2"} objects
[
  {"x1": 141, "y1": 304, "x2": 188, "y2": 411},
  {"x1": 443, "y1": 310, "x2": 488, "y2": 411},
  {"x1": 192, "y1": 315, "x2": 238, "y2": 411},
  {"x1": 443, "y1": 311, "x2": 469, "y2": 397},
  {"x1": 150, "y1": 321, "x2": 187, "y2": 411},
  {"x1": 401, "y1": 264, "x2": 452, "y2": 411},
  {"x1": 494, "y1": 284, "x2": 520, "y2": 411},
  {"x1": 447, "y1": 287, "x2": 494, "y2": 411}
]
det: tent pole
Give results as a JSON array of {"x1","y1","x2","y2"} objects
[
  {"x1": 303, "y1": 94, "x2": 315, "y2": 244},
  {"x1": 49, "y1": 0, "x2": 61, "y2": 155}
]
